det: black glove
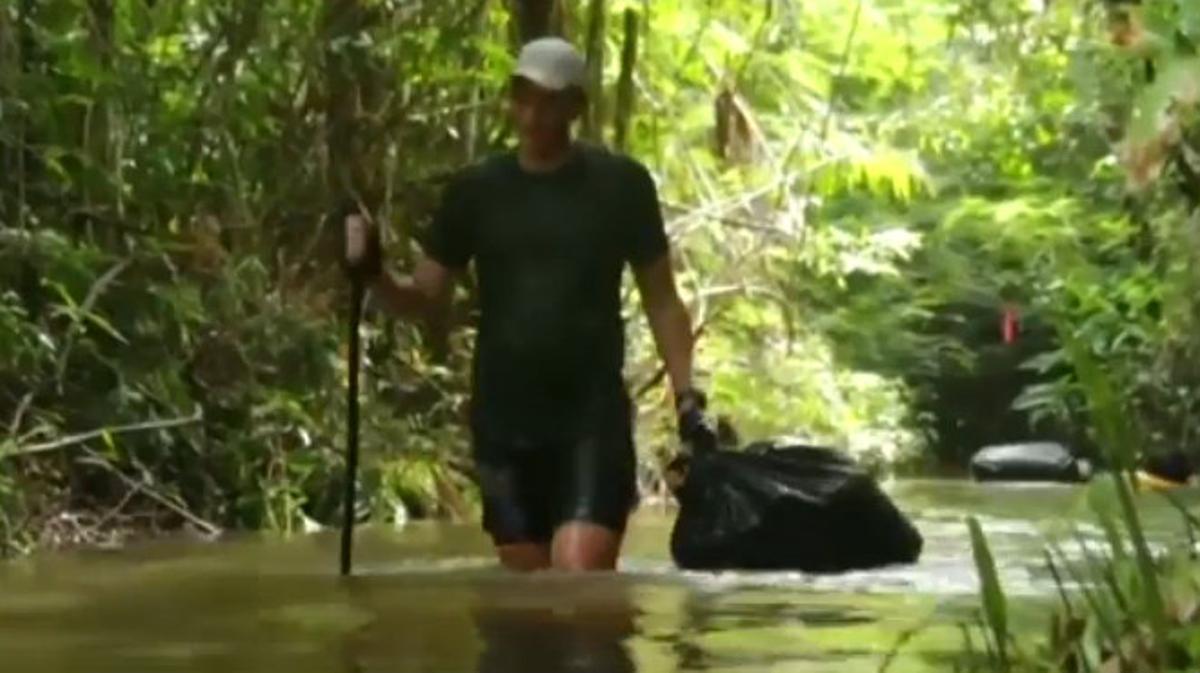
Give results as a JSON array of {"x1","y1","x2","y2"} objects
[
  {"x1": 676, "y1": 388, "x2": 718, "y2": 455},
  {"x1": 336, "y1": 203, "x2": 383, "y2": 284}
]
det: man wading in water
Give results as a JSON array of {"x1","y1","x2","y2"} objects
[{"x1": 344, "y1": 37, "x2": 715, "y2": 571}]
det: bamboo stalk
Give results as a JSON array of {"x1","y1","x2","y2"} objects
[
  {"x1": 462, "y1": 0, "x2": 489, "y2": 164},
  {"x1": 582, "y1": 0, "x2": 605, "y2": 142},
  {"x1": 612, "y1": 9, "x2": 638, "y2": 151}
]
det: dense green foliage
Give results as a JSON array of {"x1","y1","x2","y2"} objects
[{"x1": 2, "y1": 0, "x2": 1199, "y2": 554}]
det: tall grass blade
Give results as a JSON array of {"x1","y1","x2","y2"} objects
[
  {"x1": 1051, "y1": 541, "x2": 1127, "y2": 669},
  {"x1": 967, "y1": 515, "x2": 1008, "y2": 668},
  {"x1": 1043, "y1": 547, "x2": 1074, "y2": 617},
  {"x1": 1087, "y1": 478, "x2": 1129, "y2": 564},
  {"x1": 1108, "y1": 471, "x2": 1168, "y2": 653},
  {"x1": 975, "y1": 613, "x2": 999, "y2": 666},
  {"x1": 1062, "y1": 333, "x2": 1169, "y2": 655}
]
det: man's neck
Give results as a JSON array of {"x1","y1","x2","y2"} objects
[{"x1": 518, "y1": 139, "x2": 575, "y2": 174}]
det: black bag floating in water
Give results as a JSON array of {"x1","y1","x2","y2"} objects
[
  {"x1": 969, "y1": 442, "x2": 1090, "y2": 483},
  {"x1": 670, "y1": 442, "x2": 923, "y2": 573}
]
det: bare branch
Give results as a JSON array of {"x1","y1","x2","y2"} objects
[
  {"x1": 2, "y1": 407, "x2": 204, "y2": 460},
  {"x1": 7, "y1": 392, "x2": 33, "y2": 439},
  {"x1": 78, "y1": 448, "x2": 221, "y2": 538},
  {"x1": 634, "y1": 316, "x2": 715, "y2": 400}
]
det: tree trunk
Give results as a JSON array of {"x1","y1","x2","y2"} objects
[
  {"x1": 84, "y1": 0, "x2": 114, "y2": 233},
  {"x1": 509, "y1": 0, "x2": 560, "y2": 43},
  {"x1": 322, "y1": 0, "x2": 372, "y2": 207},
  {"x1": 0, "y1": 2, "x2": 22, "y2": 227}
]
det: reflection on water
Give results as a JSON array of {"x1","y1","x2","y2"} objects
[
  {"x1": 334, "y1": 571, "x2": 947, "y2": 673},
  {"x1": 0, "y1": 480, "x2": 1195, "y2": 673},
  {"x1": 471, "y1": 577, "x2": 636, "y2": 673}
]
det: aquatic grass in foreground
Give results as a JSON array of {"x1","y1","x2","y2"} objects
[
  {"x1": 958, "y1": 481, "x2": 1199, "y2": 673},
  {"x1": 950, "y1": 334, "x2": 1200, "y2": 672}
]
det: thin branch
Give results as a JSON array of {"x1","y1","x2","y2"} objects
[
  {"x1": 878, "y1": 620, "x2": 930, "y2": 673},
  {"x1": 733, "y1": 0, "x2": 774, "y2": 86},
  {"x1": 2, "y1": 407, "x2": 204, "y2": 460},
  {"x1": 664, "y1": 178, "x2": 785, "y2": 231},
  {"x1": 405, "y1": 98, "x2": 498, "y2": 123},
  {"x1": 634, "y1": 316, "x2": 715, "y2": 400},
  {"x1": 668, "y1": 5, "x2": 714, "y2": 87},
  {"x1": 78, "y1": 448, "x2": 221, "y2": 537},
  {"x1": 7, "y1": 392, "x2": 33, "y2": 438},
  {"x1": 775, "y1": 0, "x2": 864, "y2": 202},
  {"x1": 94, "y1": 484, "x2": 141, "y2": 530},
  {"x1": 661, "y1": 199, "x2": 789, "y2": 236},
  {"x1": 818, "y1": 0, "x2": 863, "y2": 145},
  {"x1": 661, "y1": 155, "x2": 837, "y2": 238}
]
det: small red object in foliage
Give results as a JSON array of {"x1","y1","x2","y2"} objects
[{"x1": 1001, "y1": 304, "x2": 1020, "y2": 345}]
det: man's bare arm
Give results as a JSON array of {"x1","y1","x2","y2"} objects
[
  {"x1": 633, "y1": 254, "x2": 694, "y2": 396},
  {"x1": 370, "y1": 257, "x2": 454, "y2": 320}
]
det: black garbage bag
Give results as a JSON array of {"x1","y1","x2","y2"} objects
[
  {"x1": 969, "y1": 442, "x2": 1090, "y2": 483},
  {"x1": 669, "y1": 441, "x2": 923, "y2": 573}
]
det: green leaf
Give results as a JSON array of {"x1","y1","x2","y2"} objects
[
  {"x1": 83, "y1": 312, "x2": 130, "y2": 345},
  {"x1": 1087, "y1": 478, "x2": 1129, "y2": 565},
  {"x1": 967, "y1": 515, "x2": 1008, "y2": 667},
  {"x1": 101, "y1": 429, "x2": 114, "y2": 450},
  {"x1": 48, "y1": 282, "x2": 80, "y2": 314}
]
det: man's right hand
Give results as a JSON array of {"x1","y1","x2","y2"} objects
[
  {"x1": 343, "y1": 213, "x2": 383, "y2": 283},
  {"x1": 676, "y1": 388, "x2": 719, "y2": 455}
]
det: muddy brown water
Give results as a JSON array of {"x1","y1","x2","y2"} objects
[{"x1": 1, "y1": 480, "x2": 1195, "y2": 673}]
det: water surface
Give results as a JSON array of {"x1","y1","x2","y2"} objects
[{"x1": 1, "y1": 480, "x2": 1195, "y2": 673}]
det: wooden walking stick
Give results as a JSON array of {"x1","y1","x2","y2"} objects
[{"x1": 340, "y1": 214, "x2": 371, "y2": 577}]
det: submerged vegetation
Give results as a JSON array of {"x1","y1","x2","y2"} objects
[{"x1": 1, "y1": 0, "x2": 1199, "y2": 558}]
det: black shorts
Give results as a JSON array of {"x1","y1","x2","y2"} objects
[{"x1": 475, "y1": 425, "x2": 639, "y2": 546}]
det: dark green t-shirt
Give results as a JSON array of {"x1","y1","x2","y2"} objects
[{"x1": 423, "y1": 145, "x2": 669, "y2": 447}]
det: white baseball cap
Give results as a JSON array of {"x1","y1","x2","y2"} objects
[{"x1": 512, "y1": 37, "x2": 587, "y2": 92}]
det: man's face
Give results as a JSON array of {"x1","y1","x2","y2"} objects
[{"x1": 510, "y1": 77, "x2": 583, "y2": 154}]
